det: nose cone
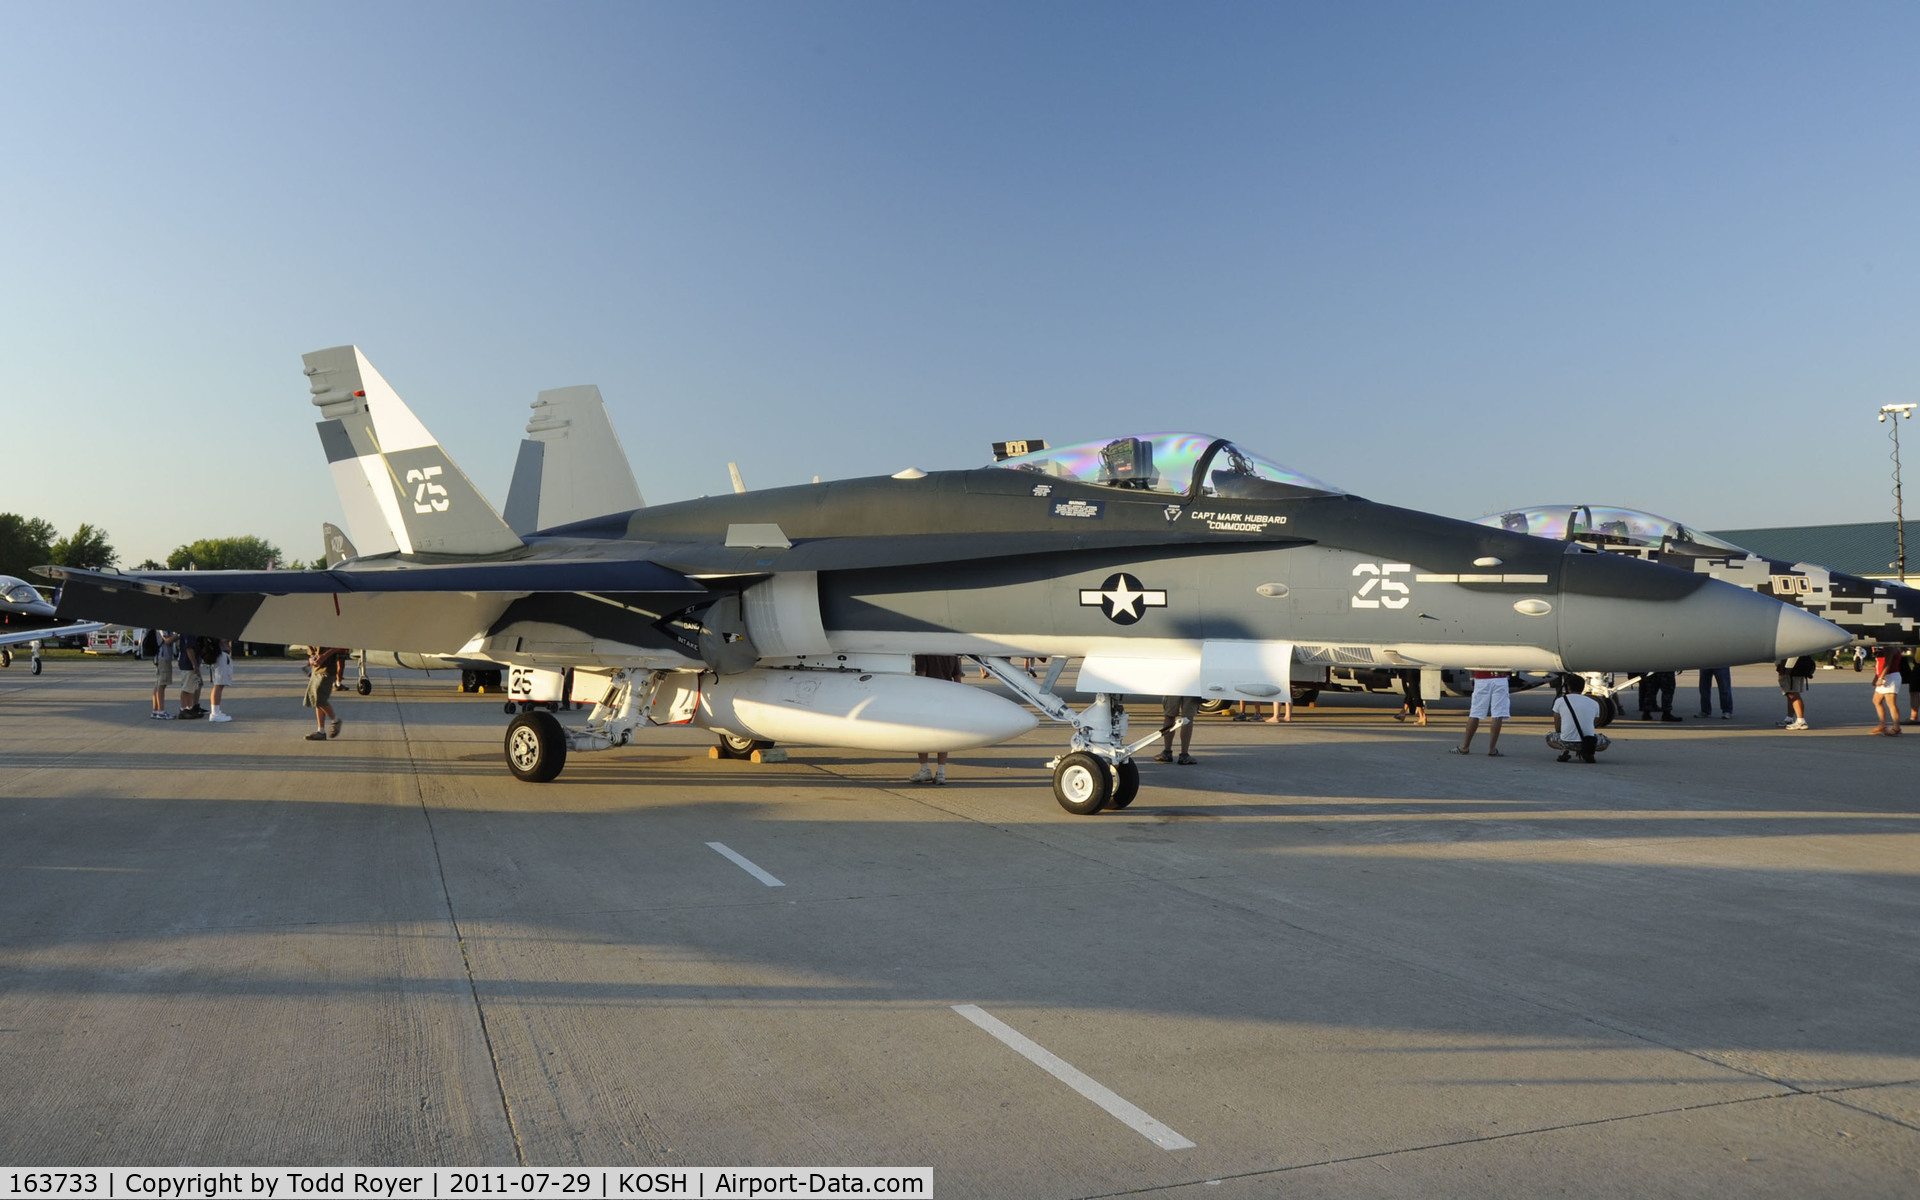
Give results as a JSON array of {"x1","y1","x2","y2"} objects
[
  {"x1": 1557, "y1": 554, "x2": 1847, "y2": 671},
  {"x1": 1774, "y1": 603, "x2": 1851, "y2": 661}
]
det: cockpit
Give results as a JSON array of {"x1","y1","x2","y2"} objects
[
  {"x1": 989, "y1": 432, "x2": 1345, "y2": 500},
  {"x1": 1476, "y1": 506, "x2": 1750, "y2": 554},
  {"x1": 3, "y1": 578, "x2": 44, "y2": 606}
]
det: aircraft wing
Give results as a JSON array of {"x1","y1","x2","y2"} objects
[
  {"x1": 40, "y1": 560, "x2": 709, "y2": 654},
  {"x1": 0, "y1": 621, "x2": 103, "y2": 648}
]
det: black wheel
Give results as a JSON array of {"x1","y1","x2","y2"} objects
[
  {"x1": 715, "y1": 733, "x2": 773, "y2": 759},
  {"x1": 31, "y1": 657, "x2": 41, "y2": 675},
  {"x1": 1290, "y1": 685, "x2": 1321, "y2": 705},
  {"x1": 505, "y1": 711, "x2": 567, "y2": 783},
  {"x1": 1593, "y1": 696, "x2": 1616, "y2": 728},
  {"x1": 1196, "y1": 699, "x2": 1231, "y2": 715},
  {"x1": 0, "y1": 649, "x2": 10, "y2": 667},
  {"x1": 356, "y1": 677, "x2": 373, "y2": 696},
  {"x1": 1052, "y1": 751, "x2": 1112, "y2": 815},
  {"x1": 1108, "y1": 760, "x2": 1140, "y2": 809},
  {"x1": 504, "y1": 701, "x2": 520, "y2": 715},
  {"x1": 460, "y1": 670, "x2": 476, "y2": 694}
]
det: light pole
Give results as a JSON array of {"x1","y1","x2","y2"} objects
[{"x1": 1879, "y1": 402, "x2": 1916, "y2": 584}]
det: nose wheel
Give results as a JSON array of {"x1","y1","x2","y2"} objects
[{"x1": 1053, "y1": 752, "x2": 1112, "y2": 814}]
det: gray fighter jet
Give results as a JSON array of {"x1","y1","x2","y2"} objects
[
  {"x1": 1478, "y1": 505, "x2": 1920, "y2": 648},
  {"x1": 43, "y1": 347, "x2": 1848, "y2": 813}
]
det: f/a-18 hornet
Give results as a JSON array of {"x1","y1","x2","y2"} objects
[
  {"x1": 44, "y1": 347, "x2": 1848, "y2": 813},
  {"x1": 1, "y1": 575, "x2": 103, "y2": 674},
  {"x1": 1479, "y1": 505, "x2": 1920, "y2": 650}
]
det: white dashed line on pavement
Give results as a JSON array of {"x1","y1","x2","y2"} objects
[
  {"x1": 952, "y1": 1003, "x2": 1195, "y2": 1151},
  {"x1": 706, "y1": 841, "x2": 784, "y2": 887}
]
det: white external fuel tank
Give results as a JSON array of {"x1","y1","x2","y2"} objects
[{"x1": 652, "y1": 669, "x2": 1037, "y2": 752}]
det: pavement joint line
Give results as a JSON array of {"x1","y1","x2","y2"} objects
[
  {"x1": 392, "y1": 672, "x2": 528, "y2": 1166},
  {"x1": 706, "y1": 841, "x2": 785, "y2": 886},
  {"x1": 952, "y1": 1003, "x2": 1197, "y2": 1152},
  {"x1": 1072, "y1": 1083, "x2": 1867, "y2": 1198}
]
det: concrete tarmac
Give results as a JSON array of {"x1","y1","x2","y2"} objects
[{"x1": 1, "y1": 658, "x2": 1915, "y2": 1197}]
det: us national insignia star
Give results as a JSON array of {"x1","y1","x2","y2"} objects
[{"x1": 1079, "y1": 573, "x2": 1169, "y2": 625}]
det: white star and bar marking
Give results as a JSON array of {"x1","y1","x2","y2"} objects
[{"x1": 1080, "y1": 573, "x2": 1169, "y2": 624}]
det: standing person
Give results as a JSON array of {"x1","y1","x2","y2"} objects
[
  {"x1": 1453, "y1": 670, "x2": 1509, "y2": 756},
  {"x1": 1902, "y1": 648, "x2": 1919, "y2": 727},
  {"x1": 1393, "y1": 668, "x2": 1426, "y2": 726},
  {"x1": 908, "y1": 654, "x2": 962, "y2": 783},
  {"x1": 1696, "y1": 666, "x2": 1734, "y2": 719},
  {"x1": 205, "y1": 637, "x2": 233, "y2": 723},
  {"x1": 176, "y1": 635, "x2": 205, "y2": 719},
  {"x1": 1157, "y1": 695, "x2": 1199, "y2": 764},
  {"x1": 1775, "y1": 656, "x2": 1813, "y2": 730},
  {"x1": 1640, "y1": 670, "x2": 1681, "y2": 722},
  {"x1": 305, "y1": 646, "x2": 348, "y2": 740},
  {"x1": 1870, "y1": 647, "x2": 1902, "y2": 736},
  {"x1": 148, "y1": 628, "x2": 175, "y2": 720}
]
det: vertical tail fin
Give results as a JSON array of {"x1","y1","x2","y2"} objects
[
  {"x1": 304, "y1": 346, "x2": 523, "y2": 556},
  {"x1": 502, "y1": 385, "x2": 645, "y2": 535},
  {"x1": 321, "y1": 522, "x2": 358, "y2": 567}
]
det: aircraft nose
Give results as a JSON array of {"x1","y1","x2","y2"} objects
[
  {"x1": 1556, "y1": 554, "x2": 1848, "y2": 671},
  {"x1": 1774, "y1": 603, "x2": 1851, "y2": 661}
]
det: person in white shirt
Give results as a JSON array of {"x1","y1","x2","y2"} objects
[{"x1": 1551, "y1": 683, "x2": 1605, "y2": 763}]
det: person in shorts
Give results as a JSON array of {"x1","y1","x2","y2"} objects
[
  {"x1": 150, "y1": 629, "x2": 175, "y2": 719},
  {"x1": 206, "y1": 637, "x2": 233, "y2": 723},
  {"x1": 1549, "y1": 680, "x2": 1606, "y2": 763},
  {"x1": 304, "y1": 646, "x2": 348, "y2": 740},
  {"x1": 1870, "y1": 647, "x2": 1902, "y2": 735},
  {"x1": 1157, "y1": 694, "x2": 1199, "y2": 764},
  {"x1": 1454, "y1": 669, "x2": 1509, "y2": 756},
  {"x1": 1775, "y1": 656, "x2": 1812, "y2": 729},
  {"x1": 175, "y1": 635, "x2": 205, "y2": 719}
]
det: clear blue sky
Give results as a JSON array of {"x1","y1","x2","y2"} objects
[{"x1": 3, "y1": 2, "x2": 1917, "y2": 568}]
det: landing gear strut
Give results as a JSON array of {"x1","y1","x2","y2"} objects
[{"x1": 970, "y1": 656, "x2": 1172, "y2": 815}]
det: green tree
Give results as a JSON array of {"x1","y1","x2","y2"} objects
[
  {"x1": 48, "y1": 523, "x2": 117, "y2": 571},
  {"x1": 166, "y1": 535, "x2": 282, "y2": 571},
  {"x1": 0, "y1": 513, "x2": 57, "y2": 580}
]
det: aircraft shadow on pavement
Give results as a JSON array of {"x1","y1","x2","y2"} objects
[{"x1": 1, "y1": 779, "x2": 1917, "y2": 1071}]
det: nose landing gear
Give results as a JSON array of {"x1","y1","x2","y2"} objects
[{"x1": 969, "y1": 656, "x2": 1164, "y2": 814}]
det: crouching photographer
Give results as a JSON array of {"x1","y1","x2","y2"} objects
[{"x1": 1547, "y1": 677, "x2": 1610, "y2": 764}]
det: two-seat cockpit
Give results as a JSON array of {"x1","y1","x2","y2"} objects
[
  {"x1": 989, "y1": 431, "x2": 1345, "y2": 502},
  {"x1": 1478, "y1": 505, "x2": 1751, "y2": 558}
]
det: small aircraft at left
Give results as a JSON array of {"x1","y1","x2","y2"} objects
[
  {"x1": 42, "y1": 346, "x2": 1849, "y2": 812},
  {"x1": 0, "y1": 575, "x2": 104, "y2": 674}
]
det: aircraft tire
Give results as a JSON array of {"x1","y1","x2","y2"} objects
[
  {"x1": 1197, "y1": 699, "x2": 1231, "y2": 716},
  {"x1": 31, "y1": 658, "x2": 41, "y2": 676},
  {"x1": 716, "y1": 733, "x2": 774, "y2": 759},
  {"x1": 1593, "y1": 696, "x2": 1616, "y2": 728},
  {"x1": 1108, "y1": 760, "x2": 1140, "y2": 809},
  {"x1": 1290, "y1": 685, "x2": 1321, "y2": 706},
  {"x1": 1052, "y1": 751, "x2": 1111, "y2": 815},
  {"x1": 1, "y1": 649, "x2": 10, "y2": 667},
  {"x1": 356, "y1": 678, "x2": 373, "y2": 696},
  {"x1": 506, "y1": 711, "x2": 567, "y2": 783}
]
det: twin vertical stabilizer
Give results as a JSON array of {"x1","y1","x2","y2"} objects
[
  {"x1": 502, "y1": 385, "x2": 645, "y2": 534},
  {"x1": 305, "y1": 346, "x2": 524, "y2": 556}
]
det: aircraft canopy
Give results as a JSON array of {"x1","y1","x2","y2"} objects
[
  {"x1": 3, "y1": 579, "x2": 42, "y2": 605},
  {"x1": 1478, "y1": 505, "x2": 1750, "y2": 553},
  {"x1": 990, "y1": 433, "x2": 1344, "y2": 499}
]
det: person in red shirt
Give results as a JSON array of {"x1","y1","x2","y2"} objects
[{"x1": 1871, "y1": 647, "x2": 1902, "y2": 736}]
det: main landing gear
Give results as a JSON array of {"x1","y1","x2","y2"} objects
[{"x1": 970, "y1": 656, "x2": 1168, "y2": 815}]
